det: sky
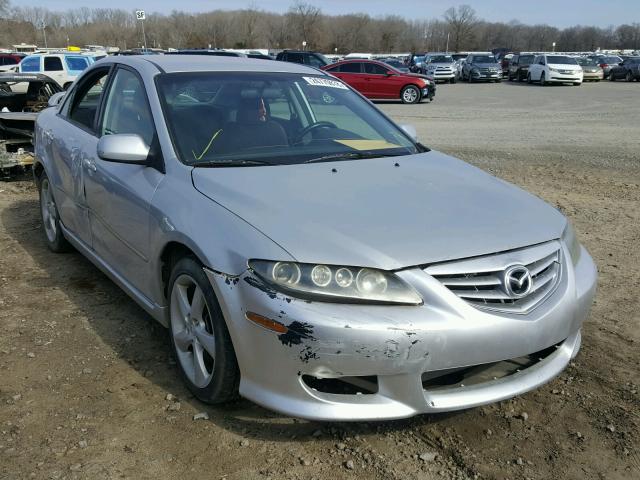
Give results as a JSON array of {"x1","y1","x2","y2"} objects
[{"x1": 20, "y1": 0, "x2": 640, "y2": 28}]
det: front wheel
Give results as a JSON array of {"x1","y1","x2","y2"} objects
[
  {"x1": 609, "y1": 72, "x2": 615, "y2": 81},
  {"x1": 38, "y1": 172, "x2": 72, "y2": 253},
  {"x1": 169, "y1": 256, "x2": 240, "y2": 404},
  {"x1": 400, "y1": 85, "x2": 421, "y2": 104},
  {"x1": 540, "y1": 72, "x2": 546, "y2": 86}
]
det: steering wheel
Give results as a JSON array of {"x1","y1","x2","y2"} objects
[{"x1": 294, "y1": 121, "x2": 337, "y2": 143}]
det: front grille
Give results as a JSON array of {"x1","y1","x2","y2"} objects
[{"x1": 426, "y1": 242, "x2": 562, "y2": 314}]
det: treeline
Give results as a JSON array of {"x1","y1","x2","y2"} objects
[{"x1": 1, "y1": 1, "x2": 639, "y2": 53}]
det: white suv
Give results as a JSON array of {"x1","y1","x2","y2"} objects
[
  {"x1": 18, "y1": 53, "x2": 92, "y2": 89},
  {"x1": 527, "y1": 54, "x2": 583, "y2": 86}
]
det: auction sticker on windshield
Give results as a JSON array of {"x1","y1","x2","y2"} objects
[{"x1": 303, "y1": 76, "x2": 348, "y2": 89}]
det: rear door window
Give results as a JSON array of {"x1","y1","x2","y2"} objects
[
  {"x1": 364, "y1": 63, "x2": 387, "y2": 75},
  {"x1": 338, "y1": 63, "x2": 362, "y2": 73},
  {"x1": 44, "y1": 57, "x2": 63, "y2": 71}
]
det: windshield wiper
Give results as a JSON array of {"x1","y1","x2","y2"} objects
[
  {"x1": 194, "y1": 159, "x2": 274, "y2": 167},
  {"x1": 303, "y1": 151, "x2": 407, "y2": 164}
]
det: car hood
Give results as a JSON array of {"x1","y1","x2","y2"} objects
[
  {"x1": 191, "y1": 152, "x2": 566, "y2": 270},
  {"x1": 548, "y1": 63, "x2": 581, "y2": 70},
  {"x1": 471, "y1": 63, "x2": 499, "y2": 68}
]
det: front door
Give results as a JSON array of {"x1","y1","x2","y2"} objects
[{"x1": 84, "y1": 66, "x2": 164, "y2": 297}]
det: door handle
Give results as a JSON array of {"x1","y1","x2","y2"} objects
[{"x1": 83, "y1": 158, "x2": 97, "y2": 172}]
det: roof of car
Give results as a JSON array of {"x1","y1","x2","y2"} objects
[{"x1": 111, "y1": 54, "x2": 324, "y2": 75}]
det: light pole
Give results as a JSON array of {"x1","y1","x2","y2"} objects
[
  {"x1": 552, "y1": 42, "x2": 556, "y2": 52},
  {"x1": 135, "y1": 10, "x2": 148, "y2": 51},
  {"x1": 445, "y1": 32, "x2": 450, "y2": 53},
  {"x1": 38, "y1": 21, "x2": 48, "y2": 49},
  {"x1": 302, "y1": 40, "x2": 307, "y2": 51}
]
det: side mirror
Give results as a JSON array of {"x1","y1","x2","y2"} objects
[
  {"x1": 400, "y1": 124, "x2": 418, "y2": 142},
  {"x1": 48, "y1": 91, "x2": 66, "y2": 108},
  {"x1": 97, "y1": 134, "x2": 150, "y2": 164},
  {"x1": 386, "y1": 70, "x2": 395, "y2": 76}
]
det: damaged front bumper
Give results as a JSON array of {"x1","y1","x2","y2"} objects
[{"x1": 205, "y1": 245, "x2": 596, "y2": 421}]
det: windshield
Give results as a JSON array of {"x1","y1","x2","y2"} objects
[
  {"x1": 546, "y1": 56, "x2": 578, "y2": 65},
  {"x1": 414, "y1": 56, "x2": 425, "y2": 64},
  {"x1": 65, "y1": 56, "x2": 89, "y2": 71},
  {"x1": 519, "y1": 55, "x2": 535, "y2": 63},
  {"x1": 471, "y1": 55, "x2": 497, "y2": 63},
  {"x1": 429, "y1": 55, "x2": 453, "y2": 63},
  {"x1": 577, "y1": 58, "x2": 597, "y2": 66},
  {"x1": 157, "y1": 72, "x2": 419, "y2": 167},
  {"x1": 602, "y1": 56, "x2": 622, "y2": 63}
]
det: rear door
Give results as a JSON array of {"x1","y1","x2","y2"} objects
[
  {"x1": 48, "y1": 66, "x2": 112, "y2": 246},
  {"x1": 84, "y1": 65, "x2": 164, "y2": 294},
  {"x1": 327, "y1": 62, "x2": 365, "y2": 94},
  {"x1": 44, "y1": 56, "x2": 66, "y2": 87}
]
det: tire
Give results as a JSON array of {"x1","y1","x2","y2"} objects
[
  {"x1": 527, "y1": 73, "x2": 532, "y2": 84},
  {"x1": 508, "y1": 73, "x2": 513, "y2": 81},
  {"x1": 168, "y1": 256, "x2": 240, "y2": 404},
  {"x1": 400, "y1": 85, "x2": 421, "y2": 104},
  {"x1": 518, "y1": 72, "x2": 524, "y2": 82},
  {"x1": 609, "y1": 72, "x2": 615, "y2": 82},
  {"x1": 626, "y1": 71, "x2": 633, "y2": 82},
  {"x1": 449, "y1": 77, "x2": 456, "y2": 84},
  {"x1": 540, "y1": 72, "x2": 546, "y2": 86},
  {"x1": 573, "y1": 82, "x2": 581, "y2": 86},
  {"x1": 38, "y1": 171, "x2": 72, "y2": 253}
]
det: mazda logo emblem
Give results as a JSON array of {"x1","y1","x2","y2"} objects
[{"x1": 504, "y1": 265, "x2": 532, "y2": 298}]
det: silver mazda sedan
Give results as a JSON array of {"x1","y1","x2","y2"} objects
[{"x1": 34, "y1": 55, "x2": 597, "y2": 421}]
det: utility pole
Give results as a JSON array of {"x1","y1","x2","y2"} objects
[
  {"x1": 135, "y1": 10, "x2": 147, "y2": 51},
  {"x1": 446, "y1": 33, "x2": 450, "y2": 53},
  {"x1": 38, "y1": 21, "x2": 48, "y2": 48}
]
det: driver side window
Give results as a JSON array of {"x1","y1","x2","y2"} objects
[
  {"x1": 100, "y1": 68, "x2": 155, "y2": 146},
  {"x1": 66, "y1": 69, "x2": 110, "y2": 132}
]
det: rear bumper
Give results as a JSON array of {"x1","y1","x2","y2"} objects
[{"x1": 206, "y1": 245, "x2": 597, "y2": 421}]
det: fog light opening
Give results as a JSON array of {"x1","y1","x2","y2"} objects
[{"x1": 302, "y1": 375, "x2": 378, "y2": 395}]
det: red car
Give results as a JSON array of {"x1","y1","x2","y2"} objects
[
  {"x1": 321, "y1": 59, "x2": 435, "y2": 104},
  {"x1": 0, "y1": 54, "x2": 22, "y2": 72}
]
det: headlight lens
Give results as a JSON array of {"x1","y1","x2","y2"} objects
[
  {"x1": 249, "y1": 260, "x2": 423, "y2": 305},
  {"x1": 562, "y1": 222, "x2": 581, "y2": 265},
  {"x1": 549, "y1": 67, "x2": 559, "y2": 72}
]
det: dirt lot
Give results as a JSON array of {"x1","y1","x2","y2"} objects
[{"x1": 1, "y1": 80, "x2": 639, "y2": 480}]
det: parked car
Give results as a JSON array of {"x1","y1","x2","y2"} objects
[
  {"x1": 507, "y1": 53, "x2": 536, "y2": 81},
  {"x1": 608, "y1": 57, "x2": 640, "y2": 82},
  {"x1": 18, "y1": 53, "x2": 91, "y2": 89},
  {"x1": 0, "y1": 54, "x2": 22, "y2": 72},
  {"x1": 247, "y1": 53, "x2": 273, "y2": 60},
  {"x1": 322, "y1": 59, "x2": 434, "y2": 104},
  {"x1": 575, "y1": 58, "x2": 603, "y2": 81},
  {"x1": 380, "y1": 58, "x2": 409, "y2": 73},
  {"x1": 587, "y1": 54, "x2": 622, "y2": 78},
  {"x1": 275, "y1": 50, "x2": 329, "y2": 68},
  {"x1": 460, "y1": 54, "x2": 502, "y2": 82},
  {"x1": 33, "y1": 54, "x2": 596, "y2": 421},
  {"x1": 527, "y1": 55, "x2": 583, "y2": 86},
  {"x1": 423, "y1": 54, "x2": 457, "y2": 83},
  {"x1": 408, "y1": 54, "x2": 426, "y2": 73},
  {"x1": 0, "y1": 72, "x2": 63, "y2": 176}
]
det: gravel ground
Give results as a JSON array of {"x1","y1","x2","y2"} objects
[{"x1": 1, "y1": 80, "x2": 639, "y2": 480}]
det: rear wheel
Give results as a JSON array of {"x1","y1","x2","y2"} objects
[
  {"x1": 609, "y1": 72, "x2": 616, "y2": 81},
  {"x1": 168, "y1": 256, "x2": 240, "y2": 404},
  {"x1": 38, "y1": 172, "x2": 72, "y2": 253},
  {"x1": 626, "y1": 71, "x2": 634, "y2": 82},
  {"x1": 400, "y1": 85, "x2": 421, "y2": 104}
]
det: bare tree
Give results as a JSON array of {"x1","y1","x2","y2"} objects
[
  {"x1": 443, "y1": 5, "x2": 478, "y2": 51},
  {"x1": 286, "y1": 1, "x2": 321, "y2": 48}
]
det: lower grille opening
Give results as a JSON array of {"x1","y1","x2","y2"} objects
[
  {"x1": 422, "y1": 342, "x2": 562, "y2": 391},
  {"x1": 302, "y1": 375, "x2": 378, "y2": 395}
]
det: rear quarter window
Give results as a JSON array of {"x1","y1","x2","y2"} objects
[{"x1": 20, "y1": 56, "x2": 40, "y2": 72}]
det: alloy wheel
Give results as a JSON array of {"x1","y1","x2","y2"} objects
[
  {"x1": 40, "y1": 178, "x2": 58, "y2": 243},
  {"x1": 170, "y1": 274, "x2": 217, "y2": 388}
]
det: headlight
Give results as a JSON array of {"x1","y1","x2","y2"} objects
[
  {"x1": 549, "y1": 67, "x2": 559, "y2": 72},
  {"x1": 561, "y1": 222, "x2": 581, "y2": 265},
  {"x1": 249, "y1": 260, "x2": 423, "y2": 305}
]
